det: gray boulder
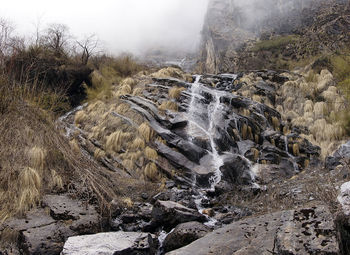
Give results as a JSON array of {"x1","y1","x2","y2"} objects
[
  {"x1": 152, "y1": 200, "x2": 206, "y2": 230},
  {"x1": 166, "y1": 205, "x2": 339, "y2": 255},
  {"x1": 61, "y1": 232, "x2": 156, "y2": 255},
  {"x1": 163, "y1": 221, "x2": 211, "y2": 252}
]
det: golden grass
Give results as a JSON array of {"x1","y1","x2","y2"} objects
[
  {"x1": 28, "y1": 146, "x2": 46, "y2": 172},
  {"x1": 314, "y1": 102, "x2": 328, "y2": 119},
  {"x1": 242, "y1": 124, "x2": 248, "y2": 140},
  {"x1": 106, "y1": 130, "x2": 132, "y2": 153},
  {"x1": 131, "y1": 137, "x2": 146, "y2": 150},
  {"x1": 144, "y1": 146, "x2": 158, "y2": 160},
  {"x1": 169, "y1": 86, "x2": 186, "y2": 99},
  {"x1": 74, "y1": 110, "x2": 88, "y2": 124},
  {"x1": 86, "y1": 72, "x2": 113, "y2": 101},
  {"x1": 132, "y1": 87, "x2": 143, "y2": 96},
  {"x1": 271, "y1": 117, "x2": 280, "y2": 131},
  {"x1": 158, "y1": 101, "x2": 178, "y2": 112},
  {"x1": 292, "y1": 144, "x2": 300, "y2": 156},
  {"x1": 50, "y1": 169, "x2": 64, "y2": 190},
  {"x1": 17, "y1": 167, "x2": 41, "y2": 215},
  {"x1": 303, "y1": 100, "x2": 314, "y2": 113},
  {"x1": 94, "y1": 148, "x2": 106, "y2": 160},
  {"x1": 69, "y1": 139, "x2": 81, "y2": 154},
  {"x1": 144, "y1": 162, "x2": 158, "y2": 181},
  {"x1": 151, "y1": 67, "x2": 185, "y2": 80},
  {"x1": 115, "y1": 103, "x2": 130, "y2": 115},
  {"x1": 138, "y1": 122, "x2": 154, "y2": 143},
  {"x1": 123, "y1": 159, "x2": 134, "y2": 170}
]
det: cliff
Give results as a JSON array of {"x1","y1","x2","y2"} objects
[{"x1": 199, "y1": 0, "x2": 350, "y2": 73}]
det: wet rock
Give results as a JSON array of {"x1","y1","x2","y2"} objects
[
  {"x1": 152, "y1": 200, "x2": 206, "y2": 230},
  {"x1": 163, "y1": 222, "x2": 211, "y2": 252},
  {"x1": 167, "y1": 205, "x2": 339, "y2": 255},
  {"x1": 220, "y1": 155, "x2": 253, "y2": 185},
  {"x1": 61, "y1": 232, "x2": 156, "y2": 255}
]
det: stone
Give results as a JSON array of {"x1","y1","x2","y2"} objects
[
  {"x1": 163, "y1": 222, "x2": 211, "y2": 252},
  {"x1": 152, "y1": 200, "x2": 206, "y2": 230},
  {"x1": 220, "y1": 155, "x2": 253, "y2": 185},
  {"x1": 338, "y1": 181, "x2": 350, "y2": 216},
  {"x1": 21, "y1": 222, "x2": 73, "y2": 255},
  {"x1": 4, "y1": 195, "x2": 101, "y2": 254},
  {"x1": 61, "y1": 232, "x2": 156, "y2": 255},
  {"x1": 166, "y1": 205, "x2": 339, "y2": 255}
]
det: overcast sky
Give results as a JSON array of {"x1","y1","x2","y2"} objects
[{"x1": 0, "y1": 0, "x2": 209, "y2": 55}]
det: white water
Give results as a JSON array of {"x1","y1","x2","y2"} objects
[
  {"x1": 283, "y1": 135, "x2": 299, "y2": 172},
  {"x1": 187, "y1": 75, "x2": 224, "y2": 190}
]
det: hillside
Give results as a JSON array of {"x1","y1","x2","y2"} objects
[{"x1": 1, "y1": 1, "x2": 350, "y2": 254}]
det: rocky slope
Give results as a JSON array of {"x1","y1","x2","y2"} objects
[
  {"x1": 2, "y1": 1, "x2": 350, "y2": 254},
  {"x1": 198, "y1": 0, "x2": 350, "y2": 73}
]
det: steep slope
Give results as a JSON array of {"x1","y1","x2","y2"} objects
[{"x1": 198, "y1": 0, "x2": 350, "y2": 73}]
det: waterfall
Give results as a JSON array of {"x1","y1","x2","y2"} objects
[{"x1": 187, "y1": 75, "x2": 225, "y2": 190}]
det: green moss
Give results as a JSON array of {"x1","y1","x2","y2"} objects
[{"x1": 251, "y1": 35, "x2": 300, "y2": 52}]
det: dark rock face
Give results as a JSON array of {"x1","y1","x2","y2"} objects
[
  {"x1": 122, "y1": 75, "x2": 319, "y2": 190},
  {"x1": 4, "y1": 195, "x2": 100, "y2": 255},
  {"x1": 151, "y1": 200, "x2": 206, "y2": 231},
  {"x1": 163, "y1": 222, "x2": 211, "y2": 252},
  {"x1": 166, "y1": 205, "x2": 339, "y2": 255}
]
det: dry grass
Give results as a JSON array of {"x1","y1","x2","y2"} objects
[
  {"x1": 105, "y1": 131, "x2": 132, "y2": 153},
  {"x1": 144, "y1": 162, "x2": 158, "y2": 181},
  {"x1": 169, "y1": 86, "x2": 186, "y2": 99},
  {"x1": 158, "y1": 101, "x2": 178, "y2": 112},
  {"x1": 138, "y1": 122, "x2": 154, "y2": 143},
  {"x1": 74, "y1": 110, "x2": 88, "y2": 124},
  {"x1": 144, "y1": 146, "x2": 158, "y2": 160},
  {"x1": 131, "y1": 137, "x2": 146, "y2": 150}
]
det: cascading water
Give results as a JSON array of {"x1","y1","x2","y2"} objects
[{"x1": 187, "y1": 75, "x2": 225, "y2": 190}]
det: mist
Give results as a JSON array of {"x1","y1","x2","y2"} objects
[{"x1": 0, "y1": 0, "x2": 209, "y2": 56}]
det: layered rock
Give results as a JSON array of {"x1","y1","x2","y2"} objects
[{"x1": 167, "y1": 205, "x2": 339, "y2": 255}]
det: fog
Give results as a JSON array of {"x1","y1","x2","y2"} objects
[{"x1": 0, "y1": 0, "x2": 209, "y2": 55}]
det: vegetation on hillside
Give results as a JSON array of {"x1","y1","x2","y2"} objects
[{"x1": 0, "y1": 19, "x2": 151, "y2": 222}]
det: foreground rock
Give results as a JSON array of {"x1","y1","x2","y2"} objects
[
  {"x1": 3, "y1": 194, "x2": 100, "y2": 254},
  {"x1": 167, "y1": 205, "x2": 339, "y2": 255},
  {"x1": 163, "y1": 222, "x2": 211, "y2": 252},
  {"x1": 61, "y1": 232, "x2": 156, "y2": 255},
  {"x1": 338, "y1": 181, "x2": 350, "y2": 216},
  {"x1": 152, "y1": 200, "x2": 206, "y2": 230}
]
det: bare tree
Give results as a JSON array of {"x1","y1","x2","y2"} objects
[
  {"x1": 44, "y1": 23, "x2": 70, "y2": 56},
  {"x1": 0, "y1": 18, "x2": 14, "y2": 63},
  {"x1": 76, "y1": 34, "x2": 99, "y2": 65}
]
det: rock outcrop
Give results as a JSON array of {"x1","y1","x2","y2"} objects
[
  {"x1": 167, "y1": 205, "x2": 339, "y2": 255},
  {"x1": 2, "y1": 195, "x2": 100, "y2": 255},
  {"x1": 61, "y1": 232, "x2": 156, "y2": 255},
  {"x1": 199, "y1": 0, "x2": 350, "y2": 73}
]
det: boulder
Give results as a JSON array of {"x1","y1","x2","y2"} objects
[
  {"x1": 338, "y1": 181, "x2": 350, "y2": 216},
  {"x1": 166, "y1": 205, "x2": 339, "y2": 255},
  {"x1": 163, "y1": 222, "x2": 211, "y2": 252},
  {"x1": 61, "y1": 232, "x2": 156, "y2": 255},
  {"x1": 4, "y1": 194, "x2": 100, "y2": 255},
  {"x1": 220, "y1": 155, "x2": 253, "y2": 185},
  {"x1": 152, "y1": 200, "x2": 206, "y2": 230}
]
